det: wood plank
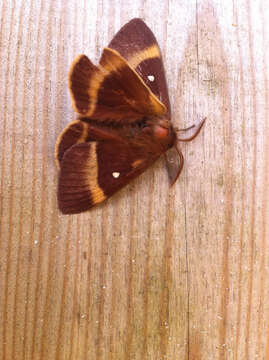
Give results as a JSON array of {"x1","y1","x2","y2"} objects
[{"x1": 0, "y1": 0, "x2": 269, "y2": 359}]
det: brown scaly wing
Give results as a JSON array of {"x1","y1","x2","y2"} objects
[
  {"x1": 107, "y1": 19, "x2": 180, "y2": 183},
  {"x1": 108, "y1": 18, "x2": 171, "y2": 119},
  {"x1": 55, "y1": 120, "x2": 125, "y2": 168},
  {"x1": 57, "y1": 139, "x2": 160, "y2": 214},
  {"x1": 68, "y1": 47, "x2": 166, "y2": 123}
]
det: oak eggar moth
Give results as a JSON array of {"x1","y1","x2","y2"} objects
[{"x1": 55, "y1": 18, "x2": 205, "y2": 214}]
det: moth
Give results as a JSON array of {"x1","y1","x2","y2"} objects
[{"x1": 55, "y1": 18, "x2": 205, "y2": 214}]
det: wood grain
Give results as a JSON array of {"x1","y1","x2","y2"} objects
[{"x1": 1, "y1": 0, "x2": 269, "y2": 359}]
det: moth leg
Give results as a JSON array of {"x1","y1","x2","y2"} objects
[
  {"x1": 176, "y1": 117, "x2": 206, "y2": 142},
  {"x1": 166, "y1": 118, "x2": 206, "y2": 185},
  {"x1": 165, "y1": 143, "x2": 184, "y2": 186}
]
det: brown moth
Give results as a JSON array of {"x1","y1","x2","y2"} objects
[{"x1": 55, "y1": 18, "x2": 205, "y2": 214}]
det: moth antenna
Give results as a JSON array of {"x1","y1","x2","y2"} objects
[
  {"x1": 176, "y1": 117, "x2": 206, "y2": 142},
  {"x1": 170, "y1": 143, "x2": 184, "y2": 186},
  {"x1": 174, "y1": 124, "x2": 195, "y2": 132},
  {"x1": 168, "y1": 118, "x2": 206, "y2": 186}
]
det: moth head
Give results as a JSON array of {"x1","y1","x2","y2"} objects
[
  {"x1": 147, "y1": 118, "x2": 173, "y2": 142},
  {"x1": 153, "y1": 119, "x2": 170, "y2": 139}
]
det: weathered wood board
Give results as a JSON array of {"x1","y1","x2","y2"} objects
[{"x1": 0, "y1": 0, "x2": 269, "y2": 359}]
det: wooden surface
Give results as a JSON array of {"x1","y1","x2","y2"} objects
[{"x1": 1, "y1": 0, "x2": 269, "y2": 359}]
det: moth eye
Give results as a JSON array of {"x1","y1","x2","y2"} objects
[
  {"x1": 147, "y1": 75, "x2": 155, "y2": 82},
  {"x1": 112, "y1": 172, "x2": 120, "y2": 178}
]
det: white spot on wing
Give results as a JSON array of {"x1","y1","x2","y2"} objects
[
  {"x1": 112, "y1": 172, "x2": 120, "y2": 178},
  {"x1": 148, "y1": 75, "x2": 155, "y2": 82}
]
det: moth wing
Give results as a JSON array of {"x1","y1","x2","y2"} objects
[
  {"x1": 108, "y1": 18, "x2": 171, "y2": 118},
  {"x1": 55, "y1": 120, "x2": 124, "y2": 167},
  {"x1": 55, "y1": 120, "x2": 90, "y2": 167},
  {"x1": 69, "y1": 47, "x2": 166, "y2": 123},
  {"x1": 58, "y1": 140, "x2": 158, "y2": 214}
]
